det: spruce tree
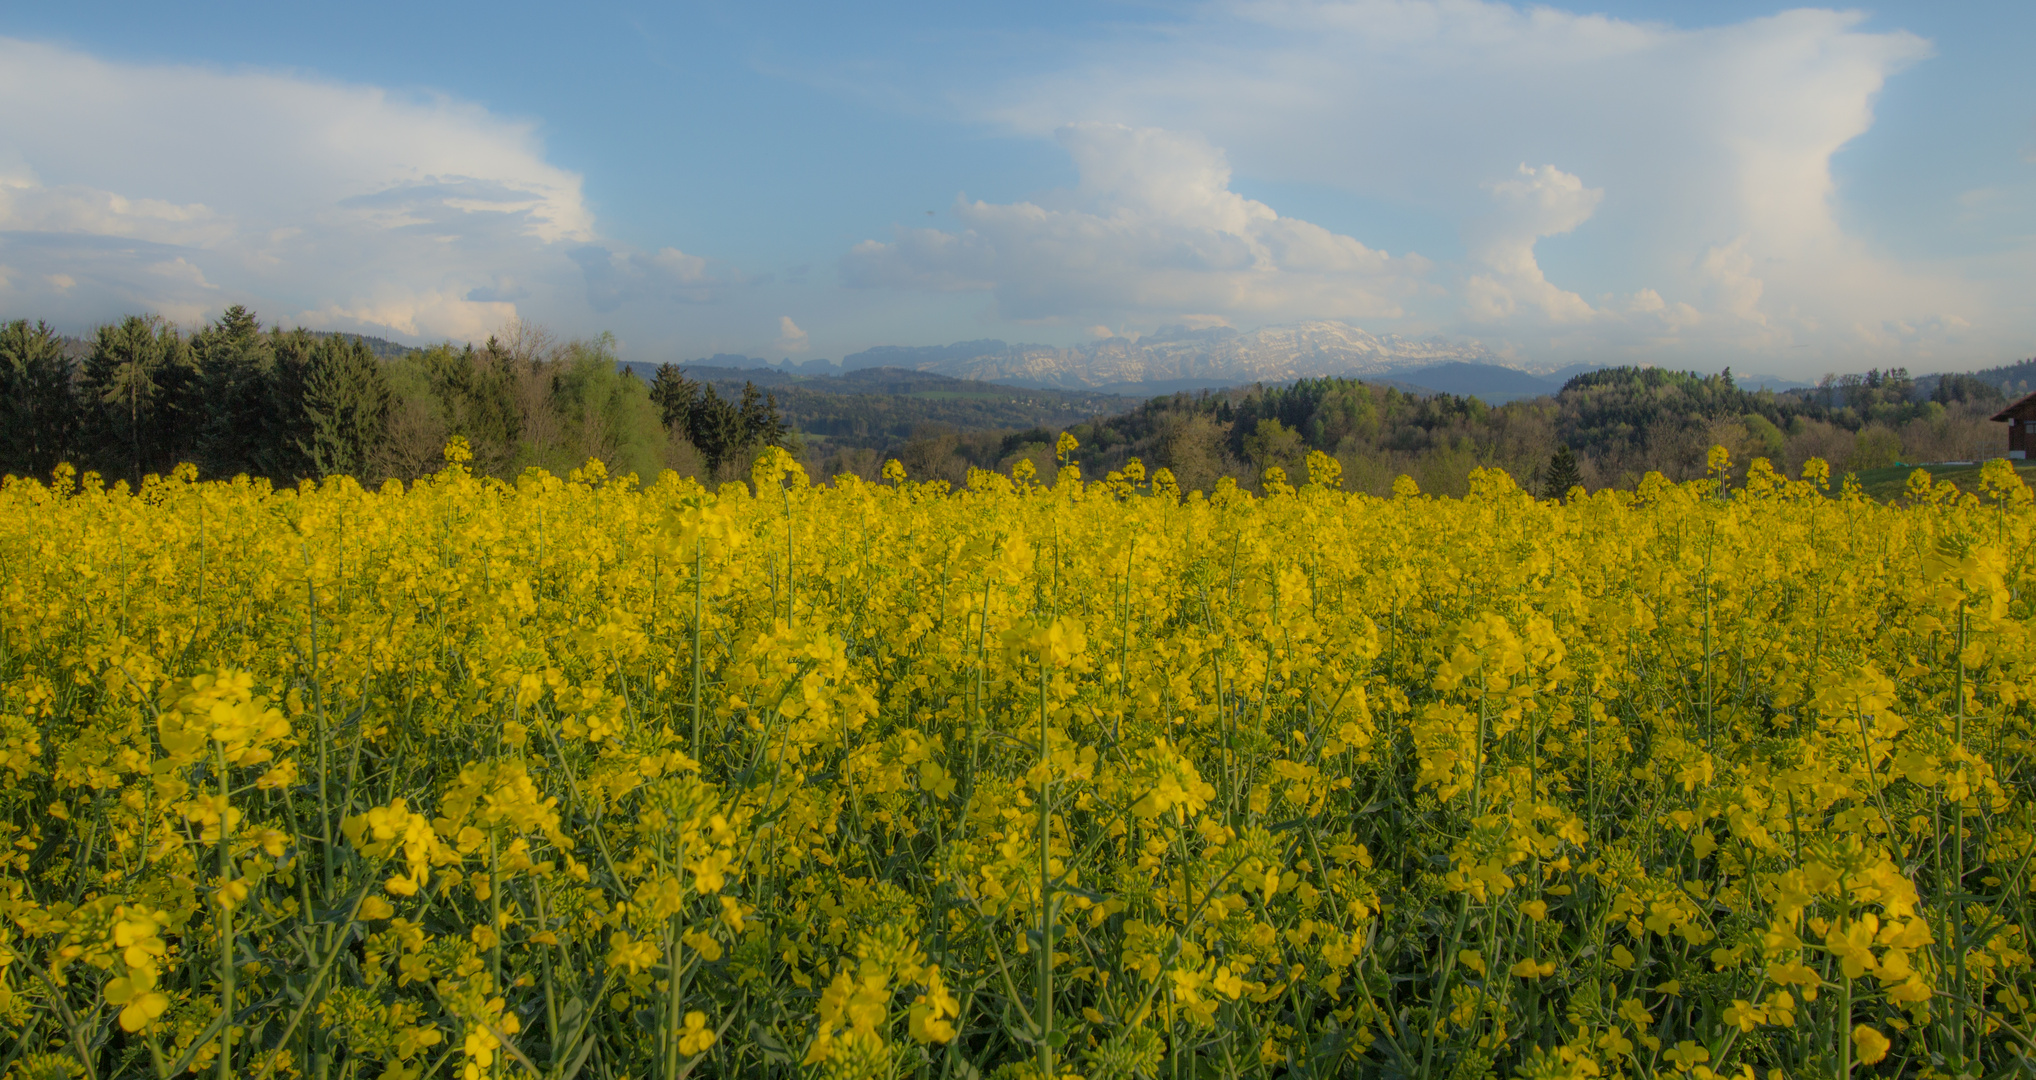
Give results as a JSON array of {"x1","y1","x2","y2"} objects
[
  {"x1": 736, "y1": 382, "x2": 788, "y2": 452},
  {"x1": 299, "y1": 336, "x2": 392, "y2": 479},
  {"x1": 0, "y1": 320, "x2": 78, "y2": 479},
  {"x1": 1543, "y1": 444, "x2": 1582, "y2": 501},
  {"x1": 267, "y1": 327, "x2": 321, "y2": 478},
  {"x1": 81, "y1": 315, "x2": 198, "y2": 486},
  {"x1": 649, "y1": 363, "x2": 698, "y2": 432},
  {"x1": 193, "y1": 305, "x2": 280, "y2": 478},
  {"x1": 688, "y1": 385, "x2": 742, "y2": 473}
]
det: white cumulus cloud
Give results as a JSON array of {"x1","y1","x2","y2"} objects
[
  {"x1": 842, "y1": 123, "x2": 1426, "y2": 324},
  {"x1": 974, "y1": 0, "x2": 1993, "y2": 370},
  {"x1": 0, "y1": 37, "x2": 597, "y2": 340},
  {"x1": 1462, "y1": 164, "x2": 1601, "y2": 325},
  {"x1": 776, "y1": 315, "x2": 810, "y2": 352}
]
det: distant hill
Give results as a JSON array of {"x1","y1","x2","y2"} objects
[
  {"x1": 1734, "y1": 372, "x2": 1816, "y2": 392},
  {"x1": 653, "y1": 329, "x2": 1958, "y2": 405},
  {"x1": 838, "y1": 339, "x2": 1016, "y2": 373},
  {"x1": 1543, "y1": 363, "x2": 1609, "y2": 383},
  {"x1": 618, "y1": 363, "x2": 1139, "y2": 450},
  {"x1": 305, "y1": 330, "x2": 413, "y2": 359},
  {"x1": 47, "y1": 326, "x2": 414, "y2": 361},
  {"x1": 1394, "y1": 362, "x2": 1559, "y2": 402},
  {"x1": 834, "y1": 321, "x2": 1512, "y2": 394},
  {"x1": 1918, "y1": 356, "x2": 2036, "y2": 400}
]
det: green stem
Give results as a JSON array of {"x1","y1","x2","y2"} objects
[
  {"x1": 1038, "y1": 657, "x2": 1056, "y2": 1080},
  {"x1": 215, "y1": 743, "x2": 236, "y2": 1080},
  {"x1": 1954, "y1": 604, "x2": 1969, "y2": 1065},
  {"x1": 692, "y1": 542, "x2": 704, "y2": 758}
]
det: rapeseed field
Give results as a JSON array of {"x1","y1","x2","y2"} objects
[{"x1": 2, "y1": 439, "x2": 2031, "y2": 1080}]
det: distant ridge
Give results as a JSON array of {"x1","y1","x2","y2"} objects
[
  {"x1": 613, "y1": 362, "x2": 1138, "y2": 450},
  {"x1": 1936, "y1": 356, "x2": 2036, "y2": 399},
  {"x1": 1391, "y1": 362, "x2": 1559, "y2": 402},
  {"x1": 304, "y1": 330, "x2": 414, "y2": 359},
  {"x1": 49, "y1": 327, "x2": 414, "y2": 361},
  {"x1": 837, "y1": 321, "x2": 1509, "y2": 393}
]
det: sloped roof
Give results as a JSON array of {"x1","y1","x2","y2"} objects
[{"x1": 1992, "y1": 390, "x2": 2036, "y2": 422}]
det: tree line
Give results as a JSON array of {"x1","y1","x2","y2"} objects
[
  {"x1": 636, "y1": 364, "x2": 1125, "y2": 455},
  {"x1": 0, "y1": 308, "x2": 790, "y2": 487},
  {"x1": 855, "y1": 365, "x2": 2013, "y2": 498},
  {"x1": 6, "y1": 305, "x2": 2020, "y2": 498}
]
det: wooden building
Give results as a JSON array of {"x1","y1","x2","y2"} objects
[{"x1": 1993, "y1": 392, "x2": 2036, "y2": 459}]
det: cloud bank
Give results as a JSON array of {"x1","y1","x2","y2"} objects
[
  {"x1": 0, "y1": 38, "x2": 642, "y2": 341},
  {"x1": 912, "y1": 0, "x2": 1995, "y2": 369},
  {"x1": 844, "y1": 123, "x2": 1426, "y2": 325}
]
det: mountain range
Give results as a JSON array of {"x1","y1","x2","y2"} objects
[
  {"x1": 834, "y1": 321, "x2": 1508, "y2": 393},
  {"x1": 692, "y1": 321, "x2": 1573, "y2": 399},
  {"x1": 616, "y1": 363, "x2": 1139, "y2": 451},
  {"x1": 666, "y1": 320, "x2": 1826, "y2": 401}
]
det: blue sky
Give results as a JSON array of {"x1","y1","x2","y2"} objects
[{"x1": 1, "y1": 0, "x2": 2030, "y2": 376}]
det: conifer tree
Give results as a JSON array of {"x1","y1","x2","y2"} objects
[
  {"x1": 688, "y1": 384, "x2": 743, "y2": 473},
  {"x1": 737, "y1": 382, "x2": 788, "y2": 451},
  {"x1": 193, "y1": 305, "x2": 281, "y2": 478},
  {"x1": 645, "y1": 365, "x2": 792, "y2": 473},
  {"x1": 81, "y1": 315, "x2": 198, "y2": 486},
  {"x1": 0, "y1": 320, "x2": 78, "y2": 479},
  {"x1": 299, "y1": 336, "x2": 392, "y2": 478},
  {"x1": 1543, "y1": 444, "x2": 1582, "y2": 501},
  {"x1": 265, "y1": 327, "x2": 322, "y2": 479},
  {"x1": 649, "y1": 363, "x2": 697, "y2": 431}
]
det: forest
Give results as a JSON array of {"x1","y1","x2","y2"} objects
[
  {"x1": 0, "y1": 306, "x2": 2022, "y2": 496},
  {"x1": 629, "y1": 363, "x2": 1136, "y2": 466},
  {"x1": 876, "y1": 366, "x2": 2012, "y2": 497},
  {"x1": 0, "y1": 309, "x2": 790, "y2": 488}
]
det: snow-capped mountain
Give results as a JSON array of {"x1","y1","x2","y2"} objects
[{"x1": 839, "y1": 321, "x2": 1513, "y2": 392}]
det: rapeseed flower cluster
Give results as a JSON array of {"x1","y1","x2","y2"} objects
[{"x1": 1, "y1": 445, "x2": 2033, "y2": 1079}]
